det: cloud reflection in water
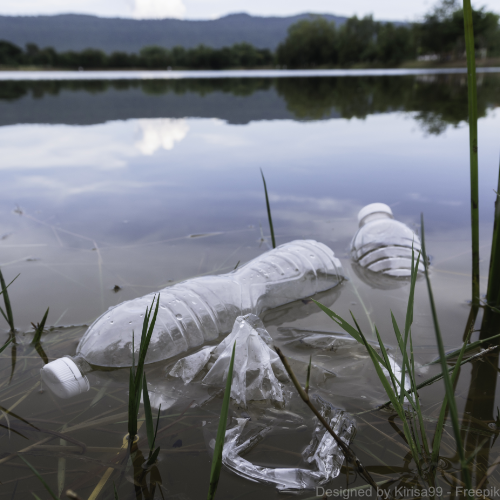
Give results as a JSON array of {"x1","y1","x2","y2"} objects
[{"x1": 135, "y1": 118, "x2": 189, "y2": 155}]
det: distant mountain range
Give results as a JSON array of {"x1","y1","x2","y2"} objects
[{"x1": 0, "y1": 13, "x2": 350, "y2": 53}]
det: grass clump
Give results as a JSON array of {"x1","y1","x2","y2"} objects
[
  {"x1": 128, "y1": 294, "x2": 160, "y2": 449},
  {"x1": 313, "y1": 240, "x2": 477, "y2": 489}
]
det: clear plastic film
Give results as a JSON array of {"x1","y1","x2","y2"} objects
[
  {"x1": 170, "y1": 314, "x2": 288, "y2": 406},
  {"x1": 220, "y1": 400, "x2": 356, "y2": 492}
]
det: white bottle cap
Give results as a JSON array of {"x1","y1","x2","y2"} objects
[
  {"x1": 41, "y1": 357, "x2": 90, "y2": 399},
  {"x1": 357, "y1": 203, "x2": 393, "y2": 226}
]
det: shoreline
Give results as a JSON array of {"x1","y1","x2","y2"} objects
[{"x1": 0, "y1": 66, "x2": 500, "y2": 81}]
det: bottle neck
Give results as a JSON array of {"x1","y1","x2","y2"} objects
[{"x1": 69, "y1": 355, "x2": 92, "y2": 375}]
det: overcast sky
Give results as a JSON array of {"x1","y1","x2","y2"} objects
[{"x1": 0, "y1": 0, "x2": 498, "y2": 21}]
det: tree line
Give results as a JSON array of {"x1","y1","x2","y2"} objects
[
  {"x1": 0, "y1": 0, "x2": 498, "y2": 70},
  {"x1": 2, "y1": 73, "x2": 499, "y2": 136},
  {"x1": 277, "y1": 1, "x2": 499, "y2": 67},
  {"x1": 0, "y1": 42, "x2": 274, "y2": 69}
]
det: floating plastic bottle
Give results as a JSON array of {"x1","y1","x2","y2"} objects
[
  {"x1": 351, "y1": 203, "x2": 424, "y2": 277},
  {"x1": 41, "y1": 240, "x2": 344, "y2": 398}
]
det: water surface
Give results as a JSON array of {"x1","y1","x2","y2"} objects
[{"x1": 1, "y1": 71, "x2": 500, "y2": 499}]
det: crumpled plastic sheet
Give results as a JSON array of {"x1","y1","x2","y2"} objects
[
  {"x1": 170, "y1": 313, "x2": 288, "y2": 406},
  {"x1": 169, "y1": 345, "x2": 216, "y2": 384},
  {"x1": 221, "y1": 401, "x2": 356, "y2": 492}
]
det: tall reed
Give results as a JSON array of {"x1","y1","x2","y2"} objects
[{"x1": 463, "y1": 0, "x2": 480, "y2": 307}]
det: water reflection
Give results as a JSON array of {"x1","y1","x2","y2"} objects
[
  {"x1": 1, "y1": 72, "x2": 500, "y2": 498},
  {"x1": 350, "y1": 262, "x2": 412, "y2": 290},
  {"x1": 136, "y1": 118, "x2": 189, "y2": 155},
  {"x1": 462, "y1": 308, "x2": 500, "y2": 488},
  {"x1": 0, "y1": 74, "x2": 499, "y2": 134}
]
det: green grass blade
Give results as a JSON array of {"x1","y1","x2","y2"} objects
[
  {"x1": 114, "y1": 481, "x2": 119, "y2": 500},
  {"x1": 315, "y1": 301, "x2": 379, "y2": 361},
  {"x1": 376, "y1": 346, "x2": 495, "y2": 409},
  {"x1": 305, "y1": 355, "x2": 312, "y2": 394},
  {"x1": 136, "y1": 295, "x2": 160, "y2": 387},
  {"x1": 421, "y1": 213, "x2": 471, "y2": 488},
  {"x1": 426, "y1": 332, "x2": 500, "y2": 365},
  {"x1": 128, "y1": 294, "x2": 160, "y2": 446},
  {"x1": 19, "y1": 455, "x2": 60, "y2": 500},
  {"x1": 0, "y1": 273, "x2": 19, "y2": 297},
  {"x1": 431, "y1": 314, "x2": 475, "y2": 465},
  {"x1": 0, "y1": 337, "x2": 12, "y2": 354},
  {"x1": 390, "y1": 311, "x2": 417, "y2": 406},
  {"x1": 32, "y1": 307, "x2": 49, "y2": 345},
  {"x1": 374, "y1": 326, "x2": 399, "y2": 396},
  {"x1": 373, "y1": 325, "x2": 419, "y2": 417},
  {"x1": 146, "y1": 403, "x2": 162, "y2": 465},
  {"x1": 0, "y1": 306, "x2": 9, "y2": 326},
  {"x1": 260, "y1": 168, "x2": 276, "y2": 249},
  {"x1": 128, "y1": 366, "x2": 137, "y2": 440},
  {"x1": 148, "y1": 446, "x2": 161, "y2": 466},
  {"x1": 390, "y1": 312, "x2": 409, "y2": 405},
  {"x1": 151, "y1": 405, "x2": 161, "y2": 452},
  {"x1": 356, "y1": 325, "x2": 420, "y2": 462},
  {"x1": 463, "y1": 0, "x2": 480, "y2": 306},
  {"x1": 9, "y1": 340, "x2": 16, "y2": 384},
  {"x1": 207, "y1": 341, "x2": 236, "y2": 500},
  {"x1": 352, "y1": 310, "x2": 416, "y2": 407},
  {"x1": 409, "y1": 334, "x2": 429, "y2": 456},
  {"x1": 356, "y1": 327, "x2": 401, "y2": 414},
  {"x1": 399, "y1": 248, "x2": 420, "y2": 406},
  {"x1": 143, "y1": 373, "x2": 154, "y2": 452},
  {"x1": 0, "y1": 267, "x2": 15, "y2": 331}
]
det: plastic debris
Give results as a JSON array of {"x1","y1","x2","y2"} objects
[
  {"x1": 170, "y1": 314, "x2": 288, "y2": 406},
  {"x1": 221, "y1": 400, "x2": 355, "y2": 491},
  {"x1": 169, "y1": 346, "x2": 216, "y2": 385}
]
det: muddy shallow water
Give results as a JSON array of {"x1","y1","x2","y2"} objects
[{"x1": 1, "y1": 71, "x2": 500, "y2": 499}]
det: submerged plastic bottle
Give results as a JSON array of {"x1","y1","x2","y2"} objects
[
  {"x1": 351, "y1": 203, "x2": 424, "y2": 277},
  {"x1": 41, "y1": 240, "x2": 344, "y2": 398}
]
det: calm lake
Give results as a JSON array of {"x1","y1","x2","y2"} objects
[{"x1": 1, "y1": 69, "x2": 500, "y2": 499}]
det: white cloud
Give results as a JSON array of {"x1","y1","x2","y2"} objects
[
  {"x1": 132, "y1": 0, "x2": 186, "y2": 19},
  {"x1": 135, "y1": 118, "x2": 189, "y2": 155}
]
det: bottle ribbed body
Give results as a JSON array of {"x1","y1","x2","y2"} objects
[
  {"x1": 351, "y1": 218, "x2": 423, "y2": 276},
  {"x1": 77, "y1": 240, "x2": 343, "y2": 367}
]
